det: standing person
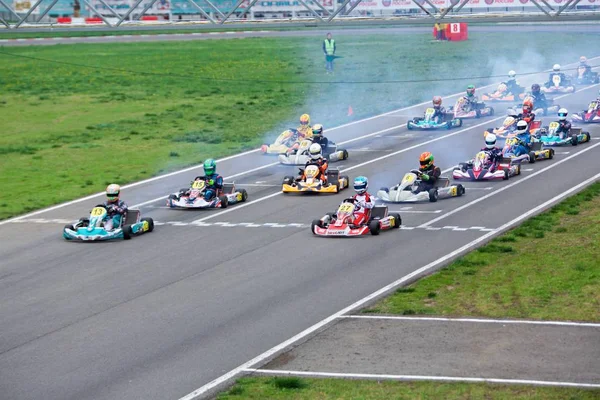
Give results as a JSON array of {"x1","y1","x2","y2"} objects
[{"x1": 323, "y1": 33, "x2": 336, "y2": 74}]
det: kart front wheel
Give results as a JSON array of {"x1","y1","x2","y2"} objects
[
  {"x1": 369, "y1": 220, "x2": 381, "y2": 235},
  {"x1": 407, "y1": 122, "x2": 414, "y2": 130},
  {"x1": 503, "y1": 170, "x2": 509, "y2": 180},
  {"x1": 282, "y1": 176, "x2": 294, "y2": 185},
  {"x1": 456, "y1": 184, "x2": 465, "y2": 196},
  {"x1": 64, "y1": 224, "x2": 75, "y2": 232},
  {"x1": 123, "y1": 225, "x2": 133, "y2": 240},
  {"x1": 528, "y1": 152, "x2": 536, "y2": 164},
  {"x1": 311, "y1": 219, "x2": 322, "y2": 234},
  {"x1": 219, "y1": 195, "x2": 229, "y2": 208},
  {"x1": 571, "y1": 134, "x2": 579, "y2": 146}
]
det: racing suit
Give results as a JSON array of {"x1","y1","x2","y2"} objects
[
  {"x1": 481, "y1": 147, "x2": 503, "y2": 171},
  {"x1": 416, "y1": 165, "x2": 441, "y2": 192},
  {"x1": 296, "y1": 125, "x2": 313, "y2": 140},
  {"x1": 350, "y1": 192, "x2": 375, "y2": 226},
  {"x1": 554, "y1": 120, "x2": 572, "y2": 139},
  {"x1": 193, "y1": 174, "x2": 224, "y2": 201},
  {"x1": 545, "y1": 72, "x2": 568, "y2": 87},
  {"x1": 300, "y1": 157, "x2": 328, "y2": 183},
  {"x1": 102, "y1": 199, "x2": 128, "y2": 231},
  {"x1": 517, "y1": 110, "x2": 536, "y2": 125},
  {"x1": 312, "y1": 134, "x2": 329, "y2": 150},
  {"x1": 432, "y1": 106, "x2": 447, "y2": 123},
  {"x1": 577, "y1": 64, "x2": 593, "y2": 80},
  {"x1": 463, "y1": 95, "x2": 479, "y2": 112},
  {"x1": 512, "y1": 132, "x2": 532, "y2": 157},
  {"x1": 505, "y1": 79, "x2": 522, "y2": 95}
]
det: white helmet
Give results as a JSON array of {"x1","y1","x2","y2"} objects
[
  {"x1": 580, "y1": 56, "x2": 587, "y2": 64},
  {"x1": 516, "y1": 120, "x2": 528, "y2": 134},
  {"x1": 106, "y1": 183, "x2": 121, "y2": 203},
  {"x1": 485, "y1": 133, "x2": 497, "y2": 149},
  {"x1": 309, "y1": 143, "x2": 322, "y2": 160},
  {"x1": 558, "y1": 108, "x2": 568, "y2": 121},
  {"x1": 553, "y1": 64, "x2": 561, "y2": 72},
  {"x1": 508, "y1": 70, "x2": 516, "y2": 79}
]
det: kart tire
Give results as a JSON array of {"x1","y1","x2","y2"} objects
[
  {"x1": 342, "y1": 149, "x2": 349, "y2": 160},
  {"x1": 585, "y1": 132, "x2": 591, "y2": 142},
  {"x1": 369, "y1": 220, "x2": 381, "y2": 235},
  {"x1": 283, "y1": 176, "x2": 294, "y2": 185},
  {"x1": 549, "y1": 149, "x2": 554, "y2": 159},
  {"x1": 311, "y1": 219, "x2": 322, "y2": 234},
  {"x1": 503, "y1": 169, "x2": 509, "y2": 180},
  {"x1": 571, "y1": 134, "x2": 579, "y2": 146},
  {"x1": 516, "y1": 164, "x2": 521, "y2": 176},
  {"x1": 64, "y1": 224, "x2": 75, "y2": 232},
  {"x1": 407, "y1": 122, "x2": 414, "y2": 130},
  {"x1": 123, "y1": 225, "x2": 133, "y2": 240},
  {"x1": 179, "y1": 188, "x2": 188, "y2": 194},
  {"x1": 141, "y1": 217, "x2": 154, "y2": 233},
  {"x1": 390, "y1": 213, "x2": 402, "y2": 229},
  {"x1": 488, "y1": 107, "x2": 495, "y2": 116},
  {"x1": 445, "y1": 122, "x2": 452, "y2": 130},
  {"x1": 326, "y1": 212, "x2": 336, "y2": 222},
  {"x1": 78, "y1": 217, "x2": 89, "y2": 227},
  {"x1": 428, "y1": 189, "x2": 439, "y2": 202},
  {"x1": 457, "y1": 184, "x2": 465, "y2": 196},
  {"x1": 239, "y1": 189, "x2": 248, "y2": 202},
  {"x1": 379, "y1": 187, "x2": 389, "y2": 193},
  {"x1": 168, "y1": 194, "x2": 178, "y2": 200},
  {"x1": 456, "y1": 118, "x2": 463, "y2": 128},
  {"x1": 219, "y1": 195, "x2": 229, "y2": 208},
  {"x1": 528, "y1": 151, "x2": 536, "y2": 164},
  {"x1": 341, "y1": 175, "x2": 350, "y2": 189}
]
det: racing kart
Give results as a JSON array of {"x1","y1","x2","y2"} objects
[
  {"x1": 448, "y1": 97, "x2": 494, "y2": 119},
  {"x1": 572, "y1": 101, "x2": 600, "y2": 124},
  {"x1": 282, "y1": 164, "x2": 349, "y2": 194},
  {"x1": 278, "y1": 138, "x2": 348, "y2": 165},
  {"x1": 407, "y1": 107, "x2": 462, "y2": 130},
  {"x1": 484, "y1": 117, "x2": 542, "y2": 138},
  {"x1": 536, "y1": 121, "x2": 591, "y2": 146},
  {"x1": 261, "y1": 129, "x2": 301, "y2": 155},
  {"x1": 167, "y1": 180, "x2": 248, "y2": 209},
  {"x1": 453, "y1": 151, "x2": 521, "y2": 181},
  {"x1": 63, "y1": 205, "x2": 154, "y2": 241},
  {"x1": 573, "y1": 66, "x2": 599, "y2": 85},
  {"x1": 376, "y1": 170, "x2": 465, "y2": 203},
  {"x1": 542, "y1": 74, "x2": 575, "y2": 94},
  {"x1": 482, "y1": 83, "x2": 524, "y2": 102},
  {"x1": 502, "y1": 136, "x2": 554, "y2": 164},
  {"x1": 311, "y1": 198, "x2": 401, "y2": 237}
]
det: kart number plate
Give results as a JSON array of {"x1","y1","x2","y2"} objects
[
  {"x1": 192, "y1": 180, "x2": 205, "y2": 190},
  {"x1": 338, "y1": 203, "x2": 354, "y2": 213},
  {"x1": 90, "y1": 207, "x2": 106, "y2": 217},
  {"x1": 402, "y1": 174, "x2": 415, "y2": 184},
  {"x1": 552, "y1": 75, "x2": 561, "y2": 86},
  {"x1": 549, "y1": 122, "x2": 559, "y2": 129}
]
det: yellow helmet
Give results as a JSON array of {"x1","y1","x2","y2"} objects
[
  {"x1": 300, "y1": 114, "x2": 311, "y2": 126},
  {"x1": 106, "y1": 183, "x2": 121, "y2": 203}
]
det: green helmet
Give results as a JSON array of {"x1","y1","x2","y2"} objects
[
  {"x1": 203, "y1": 158, "x2": 216, "y2": 176},
  {"x1": 466, "y1": 84, "x2": 476, "y2": 97}
]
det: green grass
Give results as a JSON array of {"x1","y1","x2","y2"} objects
[
  {"x1": 365, "y1": 183, "x2": 600, "y2": 321},
  {"x1": 0, "y1": 32, "x2": 596, "y2": 219},
  {"x1": 216, "y1": 376, "x2": 599, "y2": 399}
]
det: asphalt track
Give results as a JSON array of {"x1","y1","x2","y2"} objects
[
  {"x1": 1, "y1": 60, "x2": 600, "y2": 400},
  {"x1": 1, "y1": 23, "x2": 600, "y2": 46}
]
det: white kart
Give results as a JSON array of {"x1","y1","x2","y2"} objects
[
  {"x1": 278, "y1": 138, "x2": 348, "y2": 165},
  {"x1": 377, "y1": 170, "x2": 465, "y2": 203}
]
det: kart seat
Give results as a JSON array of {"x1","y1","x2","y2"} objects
[
  {"x1": 436, "y1": 177, "x2": 451, "y2": 188},
  {"x1": 530, "y1": 141, "x2": 543, "y2": 151},
  {"x1": 370, "y1": 206, "x2": 388, "y2": 220},
  {"x1": 222, "y1": 183, "x2": 235, "y2": 194},
  {"x1": 326, "y1": 169, "x2": 340, "y2": 181},
  {"x1": 124, "y1": 209, "x2": 140, "y2": 225},
  {"x1": 570, "y1": 127, "x2": 582, "y2": 135}
]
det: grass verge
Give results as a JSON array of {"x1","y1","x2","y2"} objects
[
  {"x1": 0, "y1": 32, "x2": 596, "y2": 219},
  {"x1": 365, "y1": 182, "x2": 600, "y2": 321},
  {"x1": 216, "y1": 376, "x2": 599, "y2": 399}
]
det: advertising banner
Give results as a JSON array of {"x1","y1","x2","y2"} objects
[
  {"x1": 13, "y1": 0, "x2": 40, "y2": 14},
  {"x1": 87, "y1": 0, "x2": 171, "y2": 15}
]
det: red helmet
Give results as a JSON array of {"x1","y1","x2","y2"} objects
[
  {"x1": 522, "y1": 99, "x2": 533, "y2": 113},
  {"x1": 432, "y1": 96, "x2": 442, "y2": 108}
]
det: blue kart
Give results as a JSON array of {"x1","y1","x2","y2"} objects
[
  {"x1": 537, "y1": 121, "x2": 591, "y2": 147},
  {"x1": 502, "y1": 136, "x2": 554, "y2": 164},
  {"x1": 63, "y1": 205, "x2": 154, "y2": 241},
  {"x1": 407, "y1": 107, "x2": 462, "y2": 130}
]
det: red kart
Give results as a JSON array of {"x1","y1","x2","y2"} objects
[
  {"x1": 572, "y1": 101, "x2": 600, "y2": 124},
  {"x1": 311, "y1": 198, "x2": 401, "y2": 237}
]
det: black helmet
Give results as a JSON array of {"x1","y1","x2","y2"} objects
[{"x1": 531, "y1": 83, "x2": 540, "y2": 93}]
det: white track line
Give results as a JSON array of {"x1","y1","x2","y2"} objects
[
  {"x1": 191, "y1": 124, "x2": 494, "y2": 223},
  {"x1": 342, "y1": 315, "x2": 600, "y2": 328},
  {"x1": 420, "y1": 140, "x2": 600, "y2": 227},
  {"x1": 244, "y1": 369, "x2": 600, "y2": 389},
  {"x1": 178, "y1": 171, "x2": 600, "y2": 400}
]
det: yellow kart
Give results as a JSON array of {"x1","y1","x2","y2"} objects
[{"x1": 282, "y1": 164, "x2": 349, "y2": 194}]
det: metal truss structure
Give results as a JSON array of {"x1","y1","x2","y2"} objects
[{"x1": 1, "y1": 0, "x2": 599, "y2": 29}]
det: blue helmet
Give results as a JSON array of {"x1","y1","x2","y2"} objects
[{"x1": 353, "y1": 176, "x2": 368, "y2": 194}]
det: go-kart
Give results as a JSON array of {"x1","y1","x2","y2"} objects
[
  {"x1": 377, "y1": 170, "x2": 465, "y2": 203},
  {"x1": 572, "y1": 101, "x2": 600, "y2": 124},
  {"x1": 167, "y1": 180, "x2": 247, "y2": 209},
  {"x1": 311, "y1": 198, "x2": 401, "y2": 237},
  {"x1": 282, "y1": 164, "x2": 349, "y2": 194},
  {"x1": 448, "y1": 97, "x2": 494, "y2": 119},
  {"x1": 573, "y1": 66, "x2": 599, "y2": 85},
  {"x1": 278, "y1": 138, "x2": 348, "y2": 165},
  {"x1": 510, "y1": 95, "x2": 560, "y2": 116},
  {"x1": 407, "y1": 107, "x2": 462, "y2": 130},
  {"x1": 482, "y1": 83, "x2": 524, "y2": 102},
  {"x1": 63, "y1": 205, "x2": 153, "y2": 241},
  {"x1": 261, "y1": 129, "x2": 301, "y2": 155},
  {"x1": 542, "y1": 74, "x2": 575, "y2": 94},
  {"x1": 453, "y1": 151, "x2": 521, "y2": 181},
  {"x1": 502, "y1": 136, "x2": 554, "y2": 164},
  {"x1": 536, "y1": 121, "x2": 591, "y2": 146},
  {"x1": 484, "y1": 117, "x2": 542, "y2": 138}
]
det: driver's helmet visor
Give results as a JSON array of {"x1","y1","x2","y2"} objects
[{"x1": 558, "y1": 112, "x2": 568, "y2": 118}]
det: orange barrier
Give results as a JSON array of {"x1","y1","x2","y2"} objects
[
  {"x1": 85, "y1": 17, "x2": 103, "y2": 24},
  {"x1": 57, "y1": 17, "x2": 72, "y2": 23},
  {"x1": 141, "y1": 15, "x2": 159, "y2": 21}
]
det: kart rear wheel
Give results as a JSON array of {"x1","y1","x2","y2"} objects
[
  {"x1": 340, "y1": 175, "x2": 350, "y2": 189},
  {"x1": 503, "y1": 169, "x2": 509, "y2": 180},
  {"x1": 369, "y1": 220, "x2": 381, "y2": 235},
  {"x1": 571, "y1": 134, "x2": 579, "y2": 146},
  {"x1": 548, "y1": 149, "x2": 554, "y2": 159},
  {"x1": 123, "y1": 225, "x2": 133, "y2": 240},
  {"x1": 456, "y1": 184, "x2": 465, "y2": 196},
  {"x1": 219, "y1": 195, "x2": 229, "y2": 208},
  {"x1": 516, "y1": 164, "x2": 522, "y2": 175},
  {"x1": 239, "y1": 189, "x2": 248, "y2": 202},
  {"x1": 282, "y1": 176, "x2": 294, "y2": 185},
  {"x1": 488, "y1": 107, "x2": 495, "y2": 116},
  {"x1": 141, "y1": 218, "x2": 154, "y2": 233},
  {"x1": 585, "y1": 132, "x2": 591, "y2": 142},
  {"x1": 342, "y1": 149, "x2": 349, "y2": 160},
  {"x1": 428, "y1": 189, "x2": 439, "y2": 202},
  {"x1": 390, "y1": 213, "x2": 402, "y2": 229},
  {"x1": 528, "y1": 151, "x2": 536, "y2": 164}
]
